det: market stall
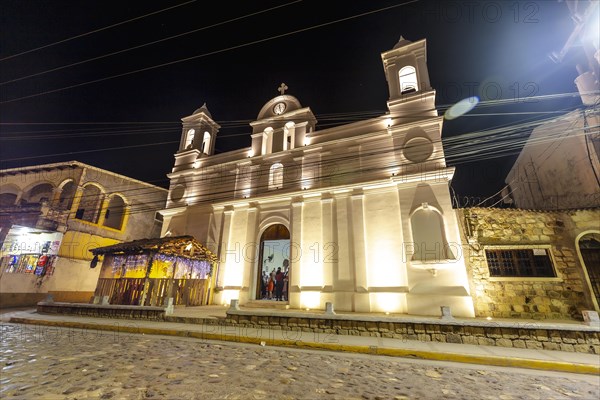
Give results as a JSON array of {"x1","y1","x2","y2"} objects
[{"x1": 90, "y1": 235, "x2": 218, "y2": 307}]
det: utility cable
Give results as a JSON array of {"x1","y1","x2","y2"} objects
[
  {"x1": 0, "y1": 0, "x2": 303, "y2": 85},
  {"x1": 0, "y1": 1, "x2": 198, "y2": 62},
  {"x1": 0, "y1": 0, "x2": 420, "y2": 104}
]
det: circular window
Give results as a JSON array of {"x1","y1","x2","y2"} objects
[
  {"x1": 170, "y1": 185, "x2": 186, "y2": 202},
  {"x1": 403, "y1": 137, "x2": 433, "y2": 163}
]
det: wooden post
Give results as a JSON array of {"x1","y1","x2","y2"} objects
[
  {"x1": 139, "y1": 252, "x2": 155, "y2": 306},
  {"x1": 207, "y1": 262, "x2": 217, "y2": 305}
]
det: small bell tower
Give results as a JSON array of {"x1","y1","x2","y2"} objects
[
  {"x1": 173, "y1": 103, "x2": 221, "y2": 172},
  {"x1": 381, "y1": 36, "x2": 437, "y2": 117}
]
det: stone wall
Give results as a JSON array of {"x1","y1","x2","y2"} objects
[
  {"x1": 34, "y1": 304, "x2": 600, "y2": 354},
  {"x1": 458, "y1": 207, "x2": 599, "y2": 321},
  {"x1": 222, "y1": 313, "x2": 599, "y2": 354},
  {"x1": 37, "y1": 302, "x2": 166, "y2": 320}
]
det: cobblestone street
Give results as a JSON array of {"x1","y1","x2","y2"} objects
[{"x1": 1, "y1": 323, "x2": 599, "y2": 400}]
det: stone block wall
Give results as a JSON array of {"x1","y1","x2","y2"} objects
[
  {"x1": 223, "y1": 313, "x2": 600, "y2": 354},
  {"x1": 458, "y1": 207, "x2": 599, "y2": 320}
]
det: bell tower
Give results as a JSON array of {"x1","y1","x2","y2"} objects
[
  {"x1": 173, "y1": 103, "x2": 221, "y2": 172},
  {"x1": 381, "y1": 36, "x2": 437, "y2": 117}
]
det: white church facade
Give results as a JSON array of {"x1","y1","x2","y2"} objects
[{"x1": 159, "y1": 37, "x2": 476, "y2": 317}]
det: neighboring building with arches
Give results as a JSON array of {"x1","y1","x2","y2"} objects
[
  {"x1": 160, "y1": 37, "x2": 476, "y2": 317},
  {"x1": 0, "y1": 161, "x2": 168, "y2": 307}
]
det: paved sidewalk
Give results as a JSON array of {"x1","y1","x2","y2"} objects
[{"x1": 2, "y1": 307, "x2": 599, "y2": 376}]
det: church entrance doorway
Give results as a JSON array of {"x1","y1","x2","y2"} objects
[{"x1": 256, "y1": 224, "x2": 290, "y2": 301}]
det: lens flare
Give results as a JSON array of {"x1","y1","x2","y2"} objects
[{"x1": 444, "y1": 96, "x2": 479, "y2": 120}]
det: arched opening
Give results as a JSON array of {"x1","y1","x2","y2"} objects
[
  {"x1": 0, "y1": 193, "x2": 17, "y2": 206},
  {"x1": 256, "y1": 224, "x2": 290, "y2": 301},
  {"x1": 58, "y1": 181, "x2": 77, "y2": 210},
  {"x1": 24, "y1": 183, "x2": 53, "y2": 204},
  {"x1": 76, "y1": 184, "x2": 103, "y2": 223},
  {"x1": 262, "y1": 127, "x2": 273, "y2": 155},
  {"x1": 103, "y1": 195, "x2": 126, "y2": 230},
  {"x1": 269, "y1": 163, "x2": 284, "y2": 190},
  {"x1": 0, "y1": 185, "x2": 19, "y2": 206},
  {"x1": 410, "y1": 206, "x2": 453, "y2": 262},
  {"x1": 201, "y1": 131, "x2": 211, "y2": 154},
  {"x1": 399, "y1": 66, "x2": 418, "y2": 95},
  {"x1": 284, "y1": 122, "x2": 295, "y2": 150},
  {"x1": 185, "y1": 129, "x2": 195, "y2": 149},
  {"x1": 578, "y1": 233, "x2": 600, "y2": 310}
]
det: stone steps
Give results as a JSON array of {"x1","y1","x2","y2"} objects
[{"x1": 243, "y1": 300, "x2": 289, "y2": 309}]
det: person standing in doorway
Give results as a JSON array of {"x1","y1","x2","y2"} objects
[
  {"x1": 267, "y1": 268, "x2": 275, "y2": 299},
  {"x1": 282, "y1": 259, "x2": 289, "y2": 301},
  {"x1": 275, "y1": 267, "x2": 285, "y2": 301}
]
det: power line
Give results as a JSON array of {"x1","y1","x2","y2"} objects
[
  {"x1": 0, "y1": 0, "x2": 198, "y2": 62},
  {"x1": 3, "y1": 104, "x2": 594, "y2": 218},
  {"x1": 0, "y1": 0, "x2": 421, "y2": 104},
  {"x1": 0, "y1": 0, "x2": 303, "y2": 86},
  {"x1": 1, "y1": 91, "x2": 586, "y2": 139},
  {"x1": 0, "y1": 99, "x2": 586, "y2": 165}
]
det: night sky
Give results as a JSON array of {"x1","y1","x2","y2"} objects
[{"x1": 0, "y1": 0, "x2": 587, "y2": 203}]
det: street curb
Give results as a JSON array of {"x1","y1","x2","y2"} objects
[{"x1": 8, "y1": 317, "x2": 600, "y2": 375}]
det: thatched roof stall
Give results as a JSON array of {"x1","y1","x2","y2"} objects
[
  {"x1": 90, "y1": 236, "x2": 218, "y2": 306},
  {"x1": 91, "y1": 235, "x2": 217, "y2": 261}
]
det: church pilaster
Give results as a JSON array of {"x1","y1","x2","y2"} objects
[
  {"x1": 288, "y1": 200, "x2": 303, "y2": 309},
  {"x1": 216, "y1": 207, "x2": 234, "y2": 290},
  {"x1": 321, "y1": 197, "x2": 335, "y2": 290},
  {"x1": 350, "y1": 191, "x2": 370, "y2": 312},
  {"x1": 242, "y1": 206, "x2": 258, "y2": 292}
]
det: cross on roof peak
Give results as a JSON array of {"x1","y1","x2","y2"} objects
[{"x1": 278, "y1": 83, "x2": 288, "y2": 95}]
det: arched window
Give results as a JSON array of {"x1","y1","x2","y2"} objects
[
  {"x1": 269, "y1": 163, "x2": 284, "y2": 190},
  {"x1": 284, "y1": 122, "x2": 295, "y2": 150},
  {"x1": 410, "y1": 206, "x2": 452, "y2": 262},
  {"x1": 0, "y1": 193, "x2": 17, "y2": 206},
  {"x1": 399, "y1": 66, "x2": 418, "y2": 94},
  {"x1": 201, "y1": 131, "x2": 211, "y2": 154},
  {"x1": 103, "y1": 195, "x2": 126, "y2": 230},
  {"x1": 59, "y1": 181, "x2": 77, "y2": 210},
  {"x1": 25, "y1": 183, "x2": 53, "y2": 204},
  {"x1": 76, "y1": 184, "x2": 103, "y2": 223},
  {"x1": 262, "y1": 127, "x2": 273, "y2": 155},
  {"x1": 185, "y1": 129, "x2": 195, "y2": 149},
  {"x1": 0, "y1": 184, "x2": 19, "y2": 206}
]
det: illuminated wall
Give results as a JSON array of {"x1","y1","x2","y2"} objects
[{"x1": 163, "y1": 36, "x2": 478, "y2": 317}]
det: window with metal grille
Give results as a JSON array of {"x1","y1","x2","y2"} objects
[{"x1": 485, "y1": 249, "x2": 555, "y2": 277}]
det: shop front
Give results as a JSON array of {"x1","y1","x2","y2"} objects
[
  {"x1": 0, "y1": 225, "x2": 63, "y2": 276},
  {"x1": 0, "y1": 225, "x2": 64, "y2": 306}
]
